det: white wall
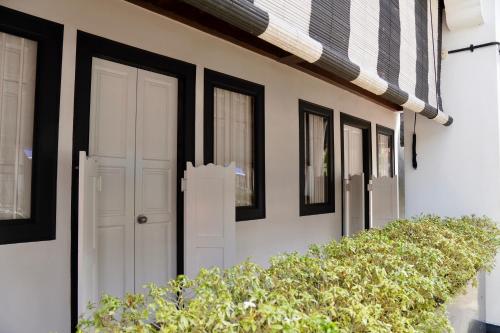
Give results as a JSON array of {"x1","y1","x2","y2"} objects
[
  {"x1": 405, "y1": 0, "x2": 500, "y2": 326},
  {"x1": 0, "y1": 0, "x2": 397, "y2": 332}
]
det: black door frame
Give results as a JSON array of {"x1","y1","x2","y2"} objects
[
  {"x1": 70, "y1": 31, "x2": 196, "y2": 330},
  {"x1": 340, "y1": 113, "x2": 372, "y2": 236}
]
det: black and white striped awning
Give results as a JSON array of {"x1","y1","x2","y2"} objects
[{"x1": 181, "y1": 0, "x2": 453, "y2": 126}]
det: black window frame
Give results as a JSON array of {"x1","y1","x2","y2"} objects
[
  {"x1": 376, "y1": 125, "x2": 395, "y2": 178},
  {"x1": 0, "y1": 6, "x2": 63, "y2": 245},
  {"x1": 204, "y1": 69, "x2": 266, "y2": 221},
  {"x1": 298, "y1": 100, "x2": 335, "y2": 216}
]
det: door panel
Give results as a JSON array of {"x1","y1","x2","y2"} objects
[
  {"x1": 134, "y1": 69, "x2": 178, "y2": 291},
  {"x1": 90, "y1": 58, "x2": 137, "y2": 298}
]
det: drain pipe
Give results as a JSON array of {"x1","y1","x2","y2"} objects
[{"x1": 447, "y1": 41, "x2": 500, "y2": 54}]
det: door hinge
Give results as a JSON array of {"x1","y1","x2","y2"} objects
[
  {"x1": 367, "y1": 183, "x2": 373, "y2": 191},
  {"x1": 181, "y1": 178, "x2": 186, "y2": 192}
]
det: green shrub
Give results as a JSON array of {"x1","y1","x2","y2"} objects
[{"x1": 77, "y1": 216, "x2": 500, "y2": 333}]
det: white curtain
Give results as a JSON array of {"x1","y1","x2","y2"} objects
[
  {"x1": 0, "y1": 32, "x2": 37, "y2": 220},
  {"x1": 304, "y1": 113, "x2": 327, "y2": 204},
  {"x1": 377, "y1": 134, "x2": 391, "y2": 177},
  {"x1": 214, "y1": 87, "x2": 254, "y2": 207}
]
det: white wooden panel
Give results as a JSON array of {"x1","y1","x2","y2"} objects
[
  {"x1": 77, "y1": 151, "x2": 99, "y2": 316},
  {"x1": 97, "y1": 226, "x2": 126, "y2": 297},
  {"x1": 134, "y1": 222, "x2": 172, "y2": 290},
  {"x1": 345, "y1": 174, "x2": 365, "y2": 236},
  {"x1": 184, "y1": 162, "x2": 235, "y2": 279},
  {"x1": 90, "y1": 59, "x2": 136, "y2": 159},
  {"x1": 372, "y1": 175, "x2": 399, "y2": 229},
  {"x1": 134, "y1": 69, "x2": 178, "y2": 291},
  {"x1": 89, "y1": 58, "x2": 136, "y2": 297}
]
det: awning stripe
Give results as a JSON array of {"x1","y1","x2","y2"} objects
[
  {"x1": 415, "y1": 0, "x2": 429, "y2": 102},
  {"x1": 399, "y1": 0, "x2": 418, "y2": 100},
  {"x1": 377, "y1": 0, "x2": 400, "y2": 86},
  {"x1": 310, "y1": 0, "x2": 351, "y2": 57},
  {"x1": 181, "y1": 0, "x2": 453, "y2": 126}
]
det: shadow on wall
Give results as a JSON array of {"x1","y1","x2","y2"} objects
[{"x1": 447, "y1": 272, "x2": 487, "y2": 333}]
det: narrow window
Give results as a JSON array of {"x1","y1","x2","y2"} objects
[
  {"x1": 376, "y1": 125, "x2": 395, "y2": 178},
  {"x1": 0, "y1": 32, "x2": 37, "y2": 220},
  {"x1": 299, "y1": 100, "x2": 334, "y2": 216},
  {"x1": 204, "y1": 69, "x2": 265, "y2": 221},
  {"x1": 0, "y1": 6, "x2": 63, "y2": 244}
]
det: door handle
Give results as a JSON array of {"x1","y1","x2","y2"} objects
[{"x1": 137, "y1": 214, "x2": 148, "y2": 224}]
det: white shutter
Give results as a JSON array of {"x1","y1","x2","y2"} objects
[
  {"x1": 184, "y1": 162, "x2": 236, "y2": 278},
  {"x1": 372, "y1": 175, "x2": 399, "y2": 229},
  {"x1": 78, "y1": 151, "x2": 100, "y2": 316},
  {"x1": 344, "y1": 173, "x2": 365, "y2": 236}
]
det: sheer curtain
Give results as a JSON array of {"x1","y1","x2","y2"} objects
[
  {"x1": 0, "y1": 32, "x2": 37, "y2": 220},
  {"x1": 377, "y1": 134, "x2": 391, "y2": 177},
  {"x1": 214, "y1": 87, "x2": 254, "y2": 207},
  {"x1": 305, "y1": 113, "x2": 328, "y2": 204}
]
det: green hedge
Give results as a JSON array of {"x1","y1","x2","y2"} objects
[{"x1": 78, "y1": 216, "x2": 500, "y2": 333}]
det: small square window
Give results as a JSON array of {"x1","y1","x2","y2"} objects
[{"x1": 299, "y1": 100, "x2": 334, "y2": 216}]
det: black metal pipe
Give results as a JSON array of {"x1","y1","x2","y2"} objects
[{"x1": 448, "y1": 41, "x2": 500, "y2": 54}]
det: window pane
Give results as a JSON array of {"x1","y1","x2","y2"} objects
[
  {"x1": 304, "y1": 112, "x2": 328, "y2": 204},
  {"x1": 377, "y1": 133, "x2": 392, "y2": 177},
  {"x1": 0, "y1": 32, "x2": 37, "y2": 220},
  {"x1": 213, "y1": 87, "x2": 254, "y2": 207}
]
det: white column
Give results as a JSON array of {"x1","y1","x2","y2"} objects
[{"x1": 405, "y1": 0, "x2": 500, "y2": 327}]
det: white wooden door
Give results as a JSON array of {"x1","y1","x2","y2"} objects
[
  {"x1": 88, "y1": 58, "x2": 177, "y2": 298},
  {"x1": 77, "y1": 151, "x2": 99, "y2": 316},
  {"x1": 134, "y1": 69, "x2": 178, "y2": 292},
  {"x1": 184, "y1": 162, "x2": 236, "y2": 279},
  {"x1": 90, "y1": 58, "x2": 137, "y2": 298},
  {"x1": 343, "y1": 125, "x2": 365, "y2": 236}
]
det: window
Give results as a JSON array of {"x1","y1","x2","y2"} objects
[
  {"x1": 204, "y1": 69, "x2": 265, "y2": 221},
  {"x1": 376, "y1": 125, "x2": 395, "y2": 178},
  {"x1": 0, "y1": 6, "x2": 63, "y2": 244},
  {"x1": 299, "y1": 100, "x2": 334, "y2": 216}
]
